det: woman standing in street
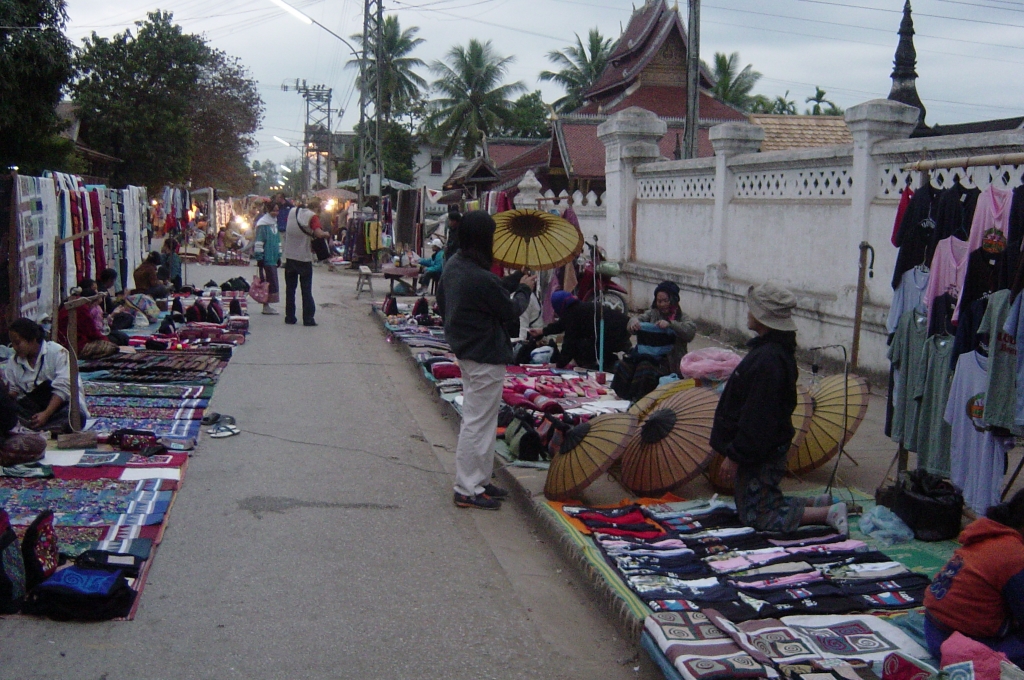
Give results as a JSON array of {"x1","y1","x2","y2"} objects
[
  {"x1": 438, "y1": 211, "x2": 536, "y2": 510},
  {"x1": 254, "y1": 200, "x2": 281, "y2": 315}
]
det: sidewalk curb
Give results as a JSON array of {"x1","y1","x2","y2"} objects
[{"x1": 372, "y1": 307, "x2": 647, "y2": 643}]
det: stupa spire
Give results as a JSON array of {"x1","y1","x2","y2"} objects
[{"x1": 887, "y1": 0, "x2": 930, "y2": 134}]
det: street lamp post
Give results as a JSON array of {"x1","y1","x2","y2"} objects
[{"x1": 266, "y1": 0, "x2": 367, "y2": 207}]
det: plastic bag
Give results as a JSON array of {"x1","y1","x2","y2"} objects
[
  {"x1": 679, "y1": 347, "x2": 742, "y2": 381},
  {"x1": 858, "y1": 505, "x2": 914, "y2": 547}
]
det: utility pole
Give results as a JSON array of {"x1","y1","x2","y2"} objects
[
  {"x1": 285, "y1": 79, "x2": 333, "y2": 193},
  {"x1": 683, "y1": 0, "x2": 701, "y2": 159},
  {"x1": 359, "y1": 0, "x2": 385, "y2": 206}
]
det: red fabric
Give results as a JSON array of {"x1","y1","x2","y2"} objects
[
  {"x1": 941, "y1": 632, "x2": 1008, "y2": 680},
  {"x1": 574, "y1": 509, "x2": 648, "y2": 525},
  {"x1": 431, "y1": 362, "x2": 462, "y2": 380},
  {"x1": 892, "y1": 186, "x2": 915, "y2": 247},
  {"x1": 56, "y1": 304, "x2": 107, "y2": 353},
  {"x1": 502, "y1": 389, "x2": 533, "y2": 409},
  {"x1": 925, "y1": 517, "x2": 1024, "y2": 638},
  {"x1": 309, "y1": 215, "x2": 322, "y2": 232},
  {"x1": 588, "y1": 527, "x2": 664, "y2": 539}
]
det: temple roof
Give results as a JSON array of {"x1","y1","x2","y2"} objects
[
  {"x1": 576, "y1": 85, "x2": 746, "y2": 122},
  {"x1": 584, "y1": 0, "x2": 713, "y2": 103},
  {"x1": 748, "y1": 114, "x2": 853, "y2": 151}
]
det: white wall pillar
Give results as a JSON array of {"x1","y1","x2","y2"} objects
[
  {"x1": 707, "y1": 123, "x2": 764, "y2": 286},
  {"x1": 598, "y1": 107, "x2": 667, "y2": 263},
  {"x1": 845, "y1": 99, "x2": 919, "y2": 244}
]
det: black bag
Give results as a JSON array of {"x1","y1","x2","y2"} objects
[
  {"x1": 110, "y1": 311, "x2": 136, "y2": 330},
  {"x1": 76, "y1": 550, "x2": 143, "y2": 578},
  {"x1": 505, "y1": 410, "x2": 545, "y2": 462},
  {"x1": 892, "y1": 470, "x2": 964, "y2": 541},
  {"x1": 22, "y1": 566, "x2": 135, "y2": 621},
  {"x1": 295, "y1": 209, "x2": 331, "y2": 261}
]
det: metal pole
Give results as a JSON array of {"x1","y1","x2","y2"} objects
[{"x1": 683, "y1": 0, "x2": 701, "y2": 159}]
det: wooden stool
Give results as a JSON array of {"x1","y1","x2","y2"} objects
[{"x1": 355, "y1": 265, "x2": 374, "y2": 299}]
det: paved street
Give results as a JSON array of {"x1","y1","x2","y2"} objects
[{"x1": 0, "y1": 264, "x2": 657, "y2": 680}]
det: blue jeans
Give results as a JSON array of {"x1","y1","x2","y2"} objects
[{"x1": 284, "y1": 260, "x2": 315, "y2": 323}]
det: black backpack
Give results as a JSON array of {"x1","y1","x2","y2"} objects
[{"x1": 22, "y1": 566, "x2": 135, "y2": 621}]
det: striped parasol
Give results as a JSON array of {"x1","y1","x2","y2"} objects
[
  {"x1": 544, "y1": 412, "x2": 638, "y2": 501},
  {"x1": 788, "y1": 374, "x2": 869, "y2": 475}
]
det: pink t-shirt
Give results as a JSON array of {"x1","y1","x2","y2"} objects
[
  {"x1": 924, "y1": 236, "x2": 970, "y2": 328},
  {"x1": 967, "y1": 185, "x2": 1013, "y2": 254}
]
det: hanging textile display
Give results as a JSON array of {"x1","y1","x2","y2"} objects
[
  {"x1": 14, "y1": 175, "x2": 59, "y2": 321},
  {"x1": 888, "y1": 166, "x2": 1024, "y2": 514}
]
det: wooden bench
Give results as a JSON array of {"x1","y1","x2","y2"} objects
[{"x1": 355, "y1": 265, "x2": 374, "y2": 299}]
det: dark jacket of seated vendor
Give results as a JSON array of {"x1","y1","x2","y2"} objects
[
  {"x1": 538, "y1": 294, "x2": 631, "y2": 370},
  {"x1": 437, "y1": 251, "x2": 532, "y2": 365}
]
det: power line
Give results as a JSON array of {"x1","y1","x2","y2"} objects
[{"x1": 790, "y1": 0, "x2": 1024, "y2": 30}]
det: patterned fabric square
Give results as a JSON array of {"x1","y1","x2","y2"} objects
[
  {"x1": 21, "y1": 509, "x2": 59, "y2": 591},
  {"x1": 0, "y1": 508, "x2": 26, "y2": 613}
]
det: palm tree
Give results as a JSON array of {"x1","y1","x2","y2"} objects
[
  {"x1": 805, "y1": 86, "x2": 842, "y2": 116},
  {"x1": 704, "y1": 52, "x2": 762, "y2": 111},
  {"x1": 423, "y1": 39, "x2": 525, "y2": 159},
  {"x1": 749, "y1": 91, "x2": 797, "y2": 115},
  {"x1": 349, "y1": 16, "x2": 427, "y2": 122},
  {"x1": 539, "y1": 28, "x2": 614, "y2": 113}
]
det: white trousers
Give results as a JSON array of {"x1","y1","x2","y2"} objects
[{"x1": 454, "y1": 359, "x2": 506, "y2": 496}]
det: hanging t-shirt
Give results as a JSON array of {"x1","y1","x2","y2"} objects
[
  {"x1": 912, "y1": 334, "x2": 954, "y2": 476},
  {"x1": 1004, "y1": 293, "x2": 1024, "y2": 428},
  {"x1": 953, "y1": 248, "x2": 1011, "y2": 323},
  {"x1": 935, "y1": 182, "x2": 981, "y2": 244},
  {"x1": 979, "y1": 290, "x2": 1015, "y2": 430},
  {"x1": 892, "y1": 185, "x2": 939, "y2": 290},
  {"x1": 966, "y1": 185, "x2": 1013, "y2": 255},
  {"x1": 888, "y1": 309, "x2": 929, "y2": 447},
  {"x1": 923, "y1": 236, "x2": 970, "y2": 329},
  {"x1": 944, "y1": 351, "x2": 1014, "y2": 514},
  {"x1": 887, "y1": 267, "x2": 930, "y2": 335}
]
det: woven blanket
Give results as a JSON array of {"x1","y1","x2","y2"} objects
[
  {"x1": 84, "y1": 383, "x2": 213, "y2": 399},
  {"x1": 89, "y1": 406, "x2": 205, "y2": 420},
  {"x1": 0, "y1": 478, "x2": 174, "y2": 527},
  {"x1": 87, "y1": 417, "x2": 202, "y2": 440},
  {"x1": 87, "y1": 397, "x2": 209, "y2": 409}
]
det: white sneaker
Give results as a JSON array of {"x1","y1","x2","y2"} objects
[{"x1": 262, "y1": 305, "x2": 280, "y2": 315}]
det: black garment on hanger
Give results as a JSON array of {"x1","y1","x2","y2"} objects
[
  {"x1": 928, "y1": 292, "x2": 958, "y2": 338},
  {"x1": 892, "y1": 185, "x2": 940, "y2": 289},
  {"x1": 950, "y1": 295, "x2": 989, "y2": 369},
  {"x1": 934, "y1": 181, "x2": 980, "y2": 243},
  {"x1": 957, "y1": 249, "x2": 1011, "y2": 324},
  {"x1": 1007, "y1": 184, "x2": 1024, "y2": 245}
]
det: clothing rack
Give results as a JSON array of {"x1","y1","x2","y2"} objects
[{"x1": 902, "y1": 152, "x2": 1024, "y2": 172}]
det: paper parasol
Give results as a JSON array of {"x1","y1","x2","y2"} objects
[
  {"x1": 628, "y1": 379, "x2": 698, "y2": 419},
  {"x1": 707, "y1": 385, "x2": 814, "y2": 493},
  {"x1": 492, "y1": 209, "x2": 584, "y2": 271},
  {"x1": 787, "y1": 374, "x2": 869, "y2": 475},
  {"x1": 618, "y1": 387, "x2": 719, "y2": 495},
  {"x1": 544, "y1": 412, "x2": 638, "y2": 501}
]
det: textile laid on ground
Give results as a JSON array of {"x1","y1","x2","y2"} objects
[
  {"x1": 84, "y1": 383, "x2": 213, "y2": 399},
  {"x1": 88, "y1": 406, "x2": 205, "y2": 420},
  {"x1": 86, "y1": 417, "x2": 202, "y2": 441}
]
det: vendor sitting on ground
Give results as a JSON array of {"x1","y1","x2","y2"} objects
[
  {"x1": 97, "y1": 268, "x2": 121, "y2": 315},
  {"x1": 529, "y1": 291, "x2": 631, "y2": 370},
  {"x1": 925, "y1": 488, "x2": 1024, "y2": 665},
  {"x1": 410, "y1": 238, "x2": 445, "y2": 295},
  {"x1": 133, "y1": 252, "x2": 169, "y2": 298},
  {"x1": 614, "y1": 281, "x2": 696, "y2": 401},
  {"x1": 709, "y1": 282, "x2": 847, "y2": 535},
  {"x1": 161, "y1": 238, "x2": 183, "y2": 291},
  {"x1": 4, "y1": 317, "x2": 89, "y2": 431},
  {"x1": 56, "y1": 282, "x2": 126, "y2": 355}
]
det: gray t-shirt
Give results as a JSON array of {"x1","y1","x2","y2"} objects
[
  {"x1": 283, "y1": 207, "x2": 315, "y2": 263},
  {"x1": 888, "y1": 308, "x2": 929, "y2": 447},
  {"x1": 980, "y1": 289, "x2": 1016, "y2": 430},
  {"x1": 912, "y1": 334, "x2": 954, "y2": 476}
]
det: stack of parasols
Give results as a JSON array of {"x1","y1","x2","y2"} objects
[{"x1": 544, "y1": 374, "x2": 870, "y2": 502}]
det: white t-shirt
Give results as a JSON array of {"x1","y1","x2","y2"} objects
[{"x1": 944, "y1": 351, "x2": 1013, "y2": 514}]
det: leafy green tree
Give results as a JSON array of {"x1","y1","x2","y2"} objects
[
  {"x1": 499, "y1": 91, "x2": 550, "y2": 139},
  {"x1": 423, "y1": 39, "x2": 525, "y2": 159},
  {"x1": 189, "y1": 50, "x2": 264, "y2": 193},
  {"x1": 72, "y1": 11, "x2": 263, "y2": 190},
  {"x1": 704, "y1": 52, "x2": 761, "y2": 112},
  {"x1": 350, "y1": 16, "x2": 427, "y2": 122},
  {"x1": 539, "y1": 28, "x2": 613, "y2": 113},
  {"x1": 749, "y1": 91, "x2": 797, "y2": 115},
  {"x1": 805, "y1": 86, "x2": 844, "y2": 116},
  {"x1": 335, "y1": 120, "x2": 417, "y2": 185},
  {"x1": 0, "y1": 0, "x2": 76, "y2": 174},
  {"x1": 251, "y1": 160, "x2": 281, "y2": 195}
]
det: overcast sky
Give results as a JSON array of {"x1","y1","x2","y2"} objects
[{"x1": 64, "y1": 0, "x2": 1024, "y2": 168}]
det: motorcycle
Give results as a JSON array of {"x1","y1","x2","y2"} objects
[{"x1": 573, "y1": 243, "x2": 629, "y2": 313}]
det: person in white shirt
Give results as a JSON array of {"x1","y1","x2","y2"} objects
[{"x1": 4, "y1": 318, "x2": 89, "y2": 431}]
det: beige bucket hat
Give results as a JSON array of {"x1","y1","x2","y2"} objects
[{"x1": 746, "y1": 282, "x2": 798, "y2": 332}]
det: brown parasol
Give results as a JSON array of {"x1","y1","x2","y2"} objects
[
  {"x1": 628, "y1": 378, "x2": 698, "y2": 419},
  {"x1": 788, "y1": 374, "x2": 869, "y2": 475},
  {"x1": 618, "y1": 387, "x2": 719, "y2": 495},
  {"x1": 544, "y1": 412, "x2": 638, "y2": 501},
  {"x1": 492, "y1": 209, "x2": 584, "y2": 272},
  {"x1": 707, "y1": 386, "x2": 814, "y2": 493}
]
